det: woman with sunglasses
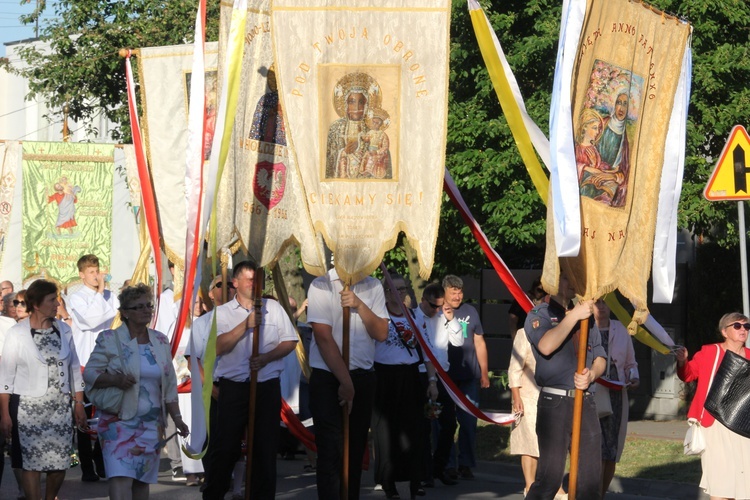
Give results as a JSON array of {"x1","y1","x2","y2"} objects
[
  {"x1": 83, "y1": 283, "x2": 188, "y2": 500},
  {"x1": 14, "y1": 290, "x2": 29, "y2": 321},
  {"x1": 676, "y1": 312, "x2": 750, "y2": 500}
]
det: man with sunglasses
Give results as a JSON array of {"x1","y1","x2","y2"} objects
[
  {"x1": 413, "y1": 282, "x2": 464, "y2": 487},
  {"x1": 182, "y1": 275, "x2": 237, "y2": 487},
  {"x1": 68, "y1": 253, "x2": 119, "y2": 482}
]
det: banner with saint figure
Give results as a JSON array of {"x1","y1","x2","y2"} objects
[
  {"x1": 21, "y1": 142, "x2": 115, "y2": 285},
  {"x1": 213, "y1": 0, "x2": 325, "y2": 274},
  {"x1": 271, "y1": 0, "x2": 451, "y2": 283},
  {"x1": 544, "y1": 0, "x2": 691, "y2": 329},
  {"x1": 138, "y1": 42, "x2": 219, "y2": 273}
]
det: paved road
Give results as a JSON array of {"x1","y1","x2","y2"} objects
[
  {"x1": 0, "y1": 454, "x2": 708, "y2": 499},
  {"x1": 0, "y1": 420, "x2": 708, "y2": 499}
]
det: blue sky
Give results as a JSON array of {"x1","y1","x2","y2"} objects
[{"x1": 0, "y1": 0, "x2": 57, "y2": 57}]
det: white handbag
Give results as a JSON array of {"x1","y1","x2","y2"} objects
[{"x1": 683, "y1": 345, "x2": 720, "y2": 456}]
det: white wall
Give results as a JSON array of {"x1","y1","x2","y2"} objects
[{"x1": 0, "y1": 39, "x2": 140, "y2": 290}]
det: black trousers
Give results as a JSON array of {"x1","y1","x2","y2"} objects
[
  {"x1": 202, "y1": 378, "x2": 281, "y2": 500},
  {"x1": 77, "y1": 394, "x2": 105, "y2": 476},
  {"x1": 526, "y1": 393, "x2": 602, "y2": 500},
  {"x1": 431, "y1": 378, "x2": 457, "y2": 475},
  {"x1": 371, "y1": 363, "x2": 423, "y2": 489},
  {"x1": 309, "y1": 368, "x2": 375, "y2": 500}
]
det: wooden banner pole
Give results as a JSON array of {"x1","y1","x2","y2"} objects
[
  {"x1": 567, "y1": 316, "x2": 590, "y2": 500},
  {"x1": 341, "y1": 282, "x2": 351, "y2": 499},
  {"x1": 244, "y1": 267, "x2": 264, "y2": 500}
]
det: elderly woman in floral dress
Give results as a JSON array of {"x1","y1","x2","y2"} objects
[{"x1": 84, "y1": 283, "x2": 188, "y2": 500}]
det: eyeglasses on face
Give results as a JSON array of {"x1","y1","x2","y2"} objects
[
  {"x1": 122, "y1": 303, "x2": 155, "y2": 311},
  {"x1": 425, "y1": 300, "x2": 441, "y2": 310},
  {"x1": 727, "y1": 322, "x2": 750, "y2": 331},
  {"x1": 12, "y1": 300, "x2": 25, "y2": 307},
  {"x1": 212, "y1": 282, "x2": 236, "y2": 290}
]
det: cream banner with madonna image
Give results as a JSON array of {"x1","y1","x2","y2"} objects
[{"x1": 271, "y1": 0, "x2": 451, "y2": 283}]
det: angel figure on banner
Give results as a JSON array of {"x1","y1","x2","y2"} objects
[
  {"x1": 325, "y1": 71, "x2": 392, "y2": 180},
  {"x1": 359, "y1": 107, "x2": 392, "y2": 179},
  {"x1": 47, "y1": 176, "x2": 81, "y2": 235}
]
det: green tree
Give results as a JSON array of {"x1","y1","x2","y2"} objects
[{"x1": 5, "y1": 0, "x2": 220, "y2": 141}]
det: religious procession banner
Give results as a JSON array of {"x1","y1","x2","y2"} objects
[
  {"x1": 213, "y1": 0, "x2": 325, "y2": 274},
  {"x1": 543, "y1": 0, "x2": 691, "y2": 329},
  {"x1": 271, "y1": 0, "x2": 451, "y2": 283},
  {"x1": 21, "y1": 142, "x2": 115, "y2": 285},
  {"x1": 0, "y1": 141, "x2": 21, "y2": 271},
  {"x1": 137, "y1": 42, "x2": 219, "y2": 273}
]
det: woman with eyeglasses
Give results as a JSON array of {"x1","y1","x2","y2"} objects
[
  {"x1": 676, "y1": 312, "x2": 750, "y2": 500},
  {"x1": 0, "y1": 279, "x2": 88, "y2": 500},
  {"x1": 83, "y1": 283, "x2": 189, "y2": 500}
]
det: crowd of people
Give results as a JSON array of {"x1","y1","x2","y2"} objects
[{"x1": 0, "y1": 254, "x2": 743, "y2": 500}]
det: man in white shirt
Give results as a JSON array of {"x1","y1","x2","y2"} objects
[
  {"x1": 67, "y1": 254, "x2": 119, "y2": 482},
  {"x1": 413, "y1": 283, "x2": 464, "y2": 486},
  {"x1": 201, "y1": 261, "x2": 297, "y2": 500},
  {"x1": 307, "y1": 267, "x2": 389, "y2": 499}
]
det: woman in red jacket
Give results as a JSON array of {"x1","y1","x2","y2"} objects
[{"x1": 676, "y1": 312, "x2": 750, "y2": 500}]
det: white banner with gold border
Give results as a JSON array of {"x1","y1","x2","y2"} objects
[
  {"x1": 271, "y1": 0, "x2": 450, "y2": 283},
  {"x1": 214, "y1": 0, "x2": 325, "y2": 274},
  {"x1": 138, "y1": 42, "x2": 219, "y2": 273}
]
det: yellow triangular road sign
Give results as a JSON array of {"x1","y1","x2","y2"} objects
[{"x1": 704, "y1": 125, "x2": 750, "y2": 201}]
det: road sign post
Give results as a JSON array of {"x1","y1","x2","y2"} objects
[{"x1": 704, "y1": 125, "x2": 750, "y2": 346}]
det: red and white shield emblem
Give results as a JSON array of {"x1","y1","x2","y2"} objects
[{"x1": 253, "y1": 161, "x2": 286, "y2": 210}]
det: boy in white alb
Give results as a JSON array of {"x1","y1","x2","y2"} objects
[{"x1": 67, "y1": 254, "x2": 118, "y2": 482}]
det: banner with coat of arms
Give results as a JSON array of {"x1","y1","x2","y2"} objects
[
  {"x1": 544, "y1": 0, "x2": 691, "y2": 328},
  {"x1": 21, "y1": 142, "x2": 115, "y2": 285},
  {"x1": 213, "y1": 0, "x2": 325, "y2": 274},
  {"x1": 270, "y1": 0, "x2": 451, "y2": 283}
]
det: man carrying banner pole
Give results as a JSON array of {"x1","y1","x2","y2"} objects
[
  {"x1": 307, "y1": 267, "x2": 388, "y2": 499},
  {"x1": 524, "y1": 274, "x2": 604, "y2": 499}
]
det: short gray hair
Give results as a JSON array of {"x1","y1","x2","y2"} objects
[{"x1": 442, "y1": 275, "x2": 463, "y2": 290}]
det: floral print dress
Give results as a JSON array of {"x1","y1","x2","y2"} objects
[
  {"x1": 17, "y1": 328, "x2": 74, "y2": 471},
  {"x1": 96, "y1": 343, "x2": 163, "y2": 483}
]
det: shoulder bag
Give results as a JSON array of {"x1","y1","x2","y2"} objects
[
  {"x1": 85, "y1": 330, "x2": 127, "y2": 416},
  {"x1": 704, "y1": 348, "x2": 750, "y2": 438},
  {"x1": 683, "y1": 345, "x2": 720, "y2": 456}
]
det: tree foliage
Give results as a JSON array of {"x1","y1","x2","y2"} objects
[
  {"x1": 8, "y1": 0, "x2": 220, "y2": 141},
  {"x1": 11, "y1": 0, "x2": 750, "y2": 278}
]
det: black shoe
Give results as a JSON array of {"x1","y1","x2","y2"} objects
[
  {"x1": 410, "y1": 485, "x2": 426, "y2": 498},
  {"x1": 420, "y1": 479, "x2": 434, "y2": 488},
  {"x1": 383, "y1": 484, "x2": 401, "y2": 499},
  {"x1": 458, "y1": 465, "x2": 474, "y2": 479},
  {"x1": 445, "y1": 467, "x2": 459, "y2": 480},
  {"x1": 435, "y1": 471, "x2": 457, "y2": 486},
  {"x1": 81, "y1": 472, "x2": 100, "y2": 482}
]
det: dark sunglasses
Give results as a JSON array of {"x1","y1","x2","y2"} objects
[
  {"x1": 122, "y1": 302, "x2": 155, "y2": 311},
  {"x1": 12, "y1": 300, "x2": 25, "y2": 307},
  {"x1": 426, "y1": 300, "x2": 441, "y2": 309},
  {"x1": 212, "y1": 281, "x2": 236, "y2": 290},
  {"x1": 728, "y1": 322, "x2": 750, "y2": 331}
]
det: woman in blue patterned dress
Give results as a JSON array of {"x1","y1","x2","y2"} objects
[
  {"x1": 84, "y1": 284, "x2": 188, "y2": 499},
  {"x1": 0, "y1": 279, "x2": 88, "y2": 500}
]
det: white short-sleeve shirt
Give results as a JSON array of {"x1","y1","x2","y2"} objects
[
  {"x1": 307, "y1": 269, "x2": 388, "y2": 371},
  {"x1": 214, "y1": 297, "x2": 297, "y2": 383}
]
